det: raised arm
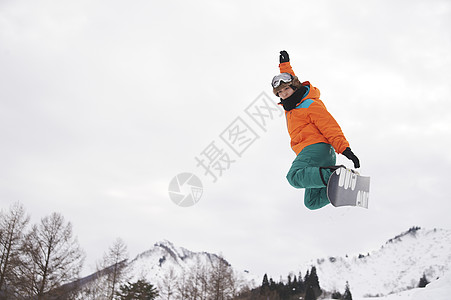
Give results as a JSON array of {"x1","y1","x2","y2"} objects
[{"x1": 279, "y1": 50, "x2": 296, "y2": 76}]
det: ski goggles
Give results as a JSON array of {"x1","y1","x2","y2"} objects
[{"x1": 271, "y1": 73, "x2": 293, "y2": 88}]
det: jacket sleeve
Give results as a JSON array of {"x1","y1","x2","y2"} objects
[
  {"x1": 279, "y1": 62, "x2": 296, "y2": 76},
  {"x1": 308, "y1": 102, "x2": 350, "y2": 154}
]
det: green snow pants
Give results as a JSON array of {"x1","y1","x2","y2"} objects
[{"x1": 286, "y1": 143, "x2": 336, "y2": 210}]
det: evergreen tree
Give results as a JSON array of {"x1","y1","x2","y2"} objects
[
  {"x1": 117, "y1": 279, "x2": 158, "y2": 300},
  {"x1": 276, "y1": 280, "x2": 285, "y2": 297},
  {"x1": 297, "y1": 271, "x2": 305, "y2": 293},
  {"x1": 418, "y1": 273, "x2": 429, "y2": 288},
  {"x1": 331, "y1": 290, "x2": 342, "y2": 299},
  {"x1": 342, "y1": 281, "x2": 352, "y2": 300},
  {"x1": 291, "y1": 275, "x2": 298, "y2": 295},
  {"x1": 269, "y1": 277, "x2": 277, "y2": 291},
  {"x1": 304, "y1": 270, "x2": 310, "y2": 283},
  {"x1": 305, "y1": 266, "x2": 321, "y2": 298},
  {"x1": 309, "y1": 267, "x2": 320, "y2": 289},
  {"x1": 304, "y1": 285, "x2": 316, "y2": 300},
  {"x1": 261, "y1": 274, "x2": 269, "y2": 288},
  {"x1": 260, "y1": 273, "x2": 269, "y2": 295}
]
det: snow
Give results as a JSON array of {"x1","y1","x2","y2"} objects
[
  {"x1": 322, "y1": 274, "x2": 451, "y2": 300},
  {"x1": 411, "y1": 273, "x2": 451, "y2": 300},
  {"x1": 298, "y1": 227, "x2": 451, "y2": 298},
  {"x1": 127, "y1": 239, "x2": 260, "y2": 286}
]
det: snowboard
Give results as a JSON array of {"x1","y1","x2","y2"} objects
[{"x1": 326, "y1": 167, "x2": 370, "y2": 208}]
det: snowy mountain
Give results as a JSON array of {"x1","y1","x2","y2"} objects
[
  {"x1": 300, "y1": 227, "x2": 451, "y2": 298},
  {"x1": 73, "y1": 239, "x2": 259, "y2": 299},
  {"x1": 127, "y1": 240, "x2": 259, "y2": 287},
  {"x1": 75, "y1": 227, "x2": 451, "y2": 299}
]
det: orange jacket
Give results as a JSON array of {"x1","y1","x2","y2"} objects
[{"x1": 279, "y1": 62, "x2": 350, "y2": 155}]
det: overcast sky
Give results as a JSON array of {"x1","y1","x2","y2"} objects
[{"x1": 1, "y1": 0, "x2": 451, "y2": 279}]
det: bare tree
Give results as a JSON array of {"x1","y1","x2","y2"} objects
[
  {"x1": 160, "y1": 256, "x2": 241, "y2": 300},
  {"x1": 159, "y1": 267, "x2": 177, "y2": 300},
  {"x1": 176, "y1": 270, "x2": 189, "y2": 300},
  {"x1": 99, "y1": 238, "x2": 130, "y2": 300},
  {"x1": 17, "y1": 212, "x2": 85, "y2": 299},
  {"x1": 0, "y1": 202, "x2": 29, "y2": 299},
  {"x1": 75, "y1": 273, "x2": 109, "y2": 300},
  {"x1": 208, "y1": 256, "x2": 236, "y2": 300},
  {"x1": 184, "y1": 258, "x2": 209, "y2": 300},
  {"x1": 76, "y1": 238, "x2": 130, "y2": 300}
]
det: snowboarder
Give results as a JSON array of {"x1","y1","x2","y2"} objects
[{"x1": 272, "y1": 50, "x2": 360, "y2": 210}]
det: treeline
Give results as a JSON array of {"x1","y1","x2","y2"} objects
[
  {"x1": 157, "y1": 256, "x2": 249, "y2": 300},
  {"x1": 235, "y1": 267, "x2": 353, "y2": 300},
  {"x1": 0, "y1": 202, "x2": 158, "y2": 299}
]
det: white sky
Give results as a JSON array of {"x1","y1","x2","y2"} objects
[{"x1": 1, "y1": 0, "x2": 451, "y2": 279}]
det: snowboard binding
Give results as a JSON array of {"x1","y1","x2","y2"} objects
[
  {"x1": 319, "y1": 165, "x2": 349, "y2": 186},
  {"x1": 325, "y1": 166, "x2": 370, "y2": 208}
]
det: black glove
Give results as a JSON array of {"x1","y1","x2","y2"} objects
[
  {"x1": 279, "y1": 50, "x2": 290, "y2": 63},
  {"x1": 342, "y1": 147, "x2": 360, "y2": 169}
]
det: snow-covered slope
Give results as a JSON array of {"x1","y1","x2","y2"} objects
[
  {"x1": 300, "y1": 227, "x2": 451, "y2": 297},
  {"x1": 411, "y1": 272, "x2": 451, "y2": 300},
  {"x1": 338, "y1": 273, "x2": 451, "y2": 300}
]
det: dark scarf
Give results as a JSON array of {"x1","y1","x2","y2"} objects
[{"x1": 279, "y1": 86, "x2": 308, "y2": 111}]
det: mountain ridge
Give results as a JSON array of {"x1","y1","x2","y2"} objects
[
  {"x1": 298, "y1": 226, "x2": 451, "y2": 297},
  {"x1": 127, "y1": 239, "x2": 258, "y2": 288}
]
